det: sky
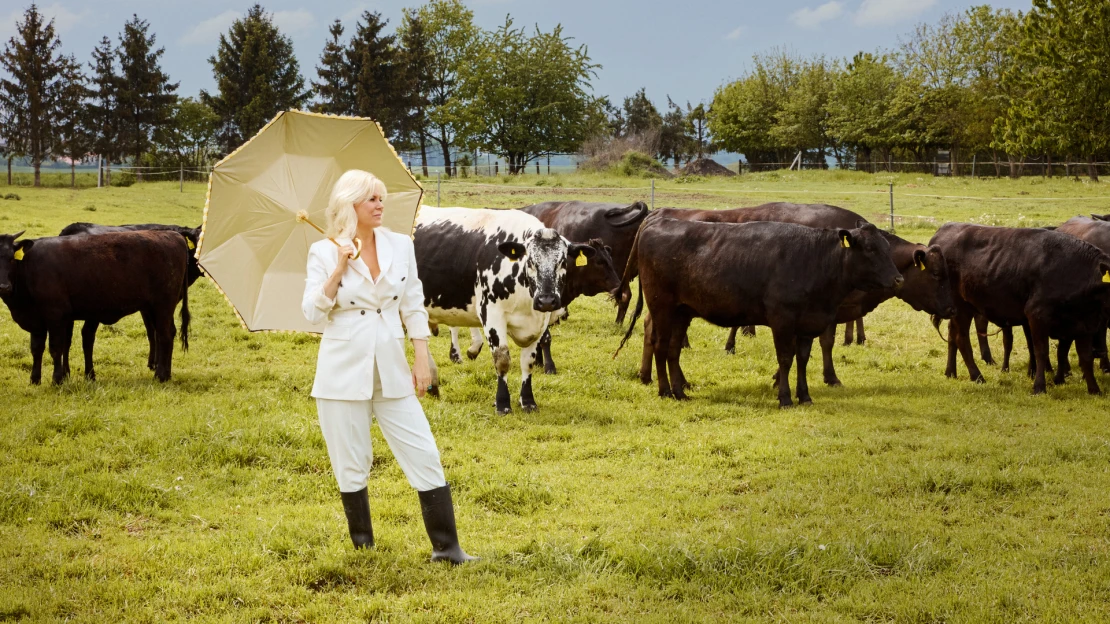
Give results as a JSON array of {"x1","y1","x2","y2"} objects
[{"x1": 2, "y1": 0, "x2": 1032, "y2": 110}]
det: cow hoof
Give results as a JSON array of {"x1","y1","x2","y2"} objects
[
  {"x1": 449, "y1": 349, "x2": 462, "y2": 364},
  {"x1": 1088, "y1": 388, "x2": 1102, "y2": 395},
  {"x1": 725, "y1": 348, "x2": 735, "y2": 355},
  {"x1": 466, "y1": 348, "x2": 482, "y2": 361},
  {"x1": 825, "y1": 379, "x2": 842, "y2": 388},
  {"x1": 972, "y1": 375, "x2": 986, "y2": 384},
  {"x1": 543, "y1": 366, "x2": 557, "y2": 375},
  {"x1": 1053, "y1": 374, "x2": 1067, "y2": 385},
  {"x1": 30, "y1": 378, "x2": 41, "y2": 386},
  {"x1": 798, "y1": 399, "x2": 813, "y2": 406},
  {"x1": 982, "y1": 356, "x2": 995, "y2": 366},
  {"x1": 521, "y1": 403, "x2": 538, "y2": 413},
  {"x1": 85, "y1": 372, "x2": 96, "y2": 382},
  {"x1": 1001, "y1": 366, "x2": 1010, "y2": 373},
  {"x1": 944, "y1": 370, "x2": 957, "y2": 379},
  {"x1": 1032, "y1": 386, "x2": 1046, "y2": 395},
  {"x1": 639, "y1": 374, "x2": 652, "y2": 385},
  {"x1": 496, "y1": 405, "x2": 512, "y2": 415},
  {"x1": 658, "y1": 389, "x2": 673, "y2": 399}
]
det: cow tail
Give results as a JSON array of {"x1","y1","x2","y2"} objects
[
  {"x1": 613, "y1": 220, "x2": 648, "y2": 359},
  {"x1": 180, "y1": 265, "x2": 191, "y2": 352}
]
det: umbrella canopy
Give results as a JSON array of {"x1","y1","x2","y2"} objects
[{"x1": 196, "y1": 110, "x2": 423, "y2": 333}]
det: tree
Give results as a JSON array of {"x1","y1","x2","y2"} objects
[
  {"x1": 161, "y1": 97, "x2": 219, "y2": 171},
  {"x1": 54, "y1": 55, "x2": 93, "y2": 187},
  {"x1": 414, "y1": 0, "x2": 481, "y2": 176},
  {"x1": 708, "y1": 51, "x2": 798, "y2": 169},
  {"x1": 312, "y1": 20, "x2": 351, "y2": 115},
  {"x1": 202, "y1": 4, "x2": 310, "y2": 155},
  {"x1": 347, "y1": 11, "x2": 405, "y2": 137},
  {"x1": 685, "y1": 102, "x2": 713, "y2": 161},
  {"x1": 658, "y1": 97, "x2": 691, "y2": 168},
  {"x1": 88, "y1": 35, "x2": 122, "y2": 184},
  {"x1": 771, "y1": 57, "x2": 837, "y2": 166},
  {"x1": 824, "y1": 53, "x2": 903, "y2": 170},
  {"x1": 397, "y1": 9, "x2": 434, "y2": 175},
  {"x1": 0, "y1": 4, "x2": 68, "y2": 186},
  {"x1": 622, "y1": 88, "x2": 662, "y2": 139},
  {"x1": 116, "y1": 15, "x2": 178, "y2": 177},
  {"x1": 454, "y1": 18, "x2": 600, "y2": 173}
]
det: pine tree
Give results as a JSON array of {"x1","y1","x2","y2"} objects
[
  {"x1": 201, "y1": 4, "x2": 310, "y2": 154},
  {"x1": 312, "y1": 20, "x2": 352, "y2": 115},
  {"x1": 398, "y1": 9, "x2": 434, "y2": 175},
  {"x1": 116, "y1": 15, "x2": 178, "y2": 178},
  {"x1": 55, "y1": 54, "x2": 93, "y2": 187},
  {"x1": 88, "y1": 35, "x2": 121, "y2": 184},
  {"x1": 0, "y1": 4, "x2": 68, "y2": 187},
  {"x1": 347, "y1": 11, "x2": 404, "y2": 137}
]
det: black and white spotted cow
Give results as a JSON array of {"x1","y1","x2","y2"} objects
[{"x1": 414, "y1": 206, "x2": 597, "y2": 414}]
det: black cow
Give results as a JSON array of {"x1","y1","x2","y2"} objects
[
  {"x1": 638, "y1": 203, "x2": 954, "y2": 387},
  {"x1": 0, "y1": 230, "x2": 191, "y2": 384},
  {"x1": 519, "y1": 201, "x2": 648, "y2": 323},
  {"x1": 930, "y1": 223, "x2": 1110, "y2": 394},
  {"x1": 616, "y1": 217, "x2": 902, "y2": 407},
  {"x1": 59, "y1": 222, "x2": 202, "y2": 372}
]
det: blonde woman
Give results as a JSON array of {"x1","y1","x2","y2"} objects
[{"x1": 301, "y1": 169, "x2": 475, "y2": 564}]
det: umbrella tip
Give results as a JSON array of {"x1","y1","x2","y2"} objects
[{"x1": 296, "y1": 210, "x2": 309, "y2": 222}]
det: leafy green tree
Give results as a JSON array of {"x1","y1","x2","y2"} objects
[
  {"x1": 116, "y1": 15, "x2": 178, "y2": 177},
  {"x1": 771, "y1": 57, "x2": 837, "y2": 166},
  {"x1": 708, "y1": 51, "x2": 798, "y2": 169},
  {"x1": 622, "y1": 88, "x2": 662, "y2": 138},
  {"x1": 161, "y1": 97, "x2": 220, "y2": 170},
  {"x1": 0, "y1": 4, "x2": 70, "y2": 186},
  {"x1": 658, "y1": 97, "x2": 691, "y2": 168},
  {"x1": 685, "y1": 102, "x2": 713, "y2": 160},
  {"x1": 87, "y1": 35, "x2": 122, "y2": 184},
  {"x1": 312, "y1": 20, "x2": 351, "y2": 115},
  {"x1": 454, "y1": 18, "x2": 600, "y2": 173},
  {"x1": 202, "y1": 4, "x2": 310, "y2": 155},
  {"x1": 397, "y1": 9, "x2": 434, "y2": 175},
  {"x1": 414, "y1": 0, "x2": 481, "y2": 175},
  {"x1": 347, "y1": 11, "x2": 406, "y2": 138},
  {"x1": 824, "y1": 53, "x2": 903, "y2": 170},
  {"x1": 54, "y1": 55, "x2": 93, "y2": 187}
]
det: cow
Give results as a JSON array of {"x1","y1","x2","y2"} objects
[
  {"x1": 519, "y1": 201, "x2": 648, "y2": 324},
  {"x1": 413, "y1": 207, "x2": 598, "y2": 414},
  {"x1": 636, "y1": 203, "x2": 954, "y2": 387},
  {"x1": 0, "y1": 230, "x2": 191, "y2": 384},
  {"x1": 615, "y1": 216, "x2": 903, "y2": 407},
  {"x1": 445, "y1": 237, "x2": 621, "y2": 374},
  {"x1": 930, "y1": 222, "x2": 1110, "y2": 395},
  {"x1": 59, "y1": 222, "x2": 203, "y2": 372}
]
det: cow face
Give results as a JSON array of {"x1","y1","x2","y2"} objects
[
  {"x1": 898, "y1": 245, "x2": 956, "y2": 317},
  {"x1": 498, "y1": 228, "x2": 596, "y2": 312},
  {"x1": 839, "y1": 223, "x2": 903, "y2": 292},
  {"x1": 567, "y1": 239, "x2": 621, "y2": 299},
  {"x1": 0, "y1": 232, "x2": 30, "y2": 297}
]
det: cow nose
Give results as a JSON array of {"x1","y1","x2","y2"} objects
[
  {"x1": 892, "y1": 275, "x2": 905, "y2": 290},
  {"x1": 533, "y1": 294, "x2": 560, "y2": 312},
  {"x1": 0, "y1": 282, "x2": 10, "y2": 295}
]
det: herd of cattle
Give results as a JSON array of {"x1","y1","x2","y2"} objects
[{"x1": 3, "y1": 201, "x2": 1110, "y2": 412}]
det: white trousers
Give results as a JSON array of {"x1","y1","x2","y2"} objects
[{"x1": 315, "y1": 370, "x2": 447, "y2": 493}]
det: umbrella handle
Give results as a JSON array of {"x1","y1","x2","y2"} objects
[
  {"x1": 296, "y1": 211, "x2": 361, "y2": 260},
  {"x1": 349, "y1": 237, "x2": 362, "y2": 261}
]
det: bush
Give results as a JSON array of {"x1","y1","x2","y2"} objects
[
  {"x1": 2, "y1": 193, "x2": 20, "y2": 200},
  {"x1": 111, "y1": 172, "x2": 135, "y2": 187},
  {"x1": 614, "y1": 151, "x2": 673, "y2": 179}
]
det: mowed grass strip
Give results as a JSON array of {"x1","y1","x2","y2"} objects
[{"x1": 2, "y1": 174, "x2": 1110, "y2": 622}]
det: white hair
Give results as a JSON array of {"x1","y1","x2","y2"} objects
[{"x1": 325, "y1": 169, "x2": 388, "y2": 239}]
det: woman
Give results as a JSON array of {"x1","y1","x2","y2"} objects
[{"x1": 301, "y1": 169, "x2": 475, "y2": 564}]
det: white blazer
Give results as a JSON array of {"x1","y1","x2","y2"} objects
[{"x1": 302, "y1": 228, "x2": 431, "y2": 400}]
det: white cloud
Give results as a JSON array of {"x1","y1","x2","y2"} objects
[
  {"x1": 273, "y1": 10, "x2": 315, "y2": 37},
  {"x1": 2, "y1": 3, "x2": 86, "y2": 43},
  {"x1": 790, "y1": 1, "x2": 845, "y2": 30},
  {"x1": 180, "y1": 10, "x2": 239, "y2": 46},
  {"x1": 855, "y1": 0, "x2": 937, "y2": 26},
  {"x1": 724, "y1": 26, "x2": 744, "y2": 41}
]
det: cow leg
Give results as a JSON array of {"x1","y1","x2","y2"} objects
[
  {"x1": 945, "y1": 319, "x2": 959, "y2": 378},
  {"x1": 668, "y1": 314, "x2": 693, "y2": 399},
  {"x1": 975, "y1": 314, "x2": 994, "y2": 365},
  {"x1": 29, "y1": 330, "x2": 47, "y2": 385},
  {"x1": 770, "y1": 328, "x2": 797, "y2": 408},
  {"x1": 1054, "y1": 338, "x2": 1073, "y2": 385},
  {"x1": 483, "y1": 319, "x2": 513, "y2": 414},
  {"x1": 448, "y1": 327, "x2": 463, "y2": 364},
  {"x1": 819, "y1": 324, "x2": 842, "y2": 387},
  {"x1": 1001, "y1": 326, "x2": 1013, "y2": 372},
  {"x1": 140, "y1": 310, "x2": 157, "y2": 371},
  {"x1": 1027, "y1": 318, "x2": 1051, "y2": 395},
  {"x1": 741, "y1": 325, "x2": 756, "y2": 337},
  {"x1": 153, "y1": 309, "x2": 176, "y2": 382},
  {"x1": 538, "y1": 329, "x2": 556, "y2": 375},
  {"x1": 1076, "y1": 335, "x2": 1101, "y2": 394},
  {"x1": 425, "y1": 340, "x2": 440, "y2": 398},
  {"x1": 467, "y1": 327, "x2": 484, "y2": 360},
  {"x1": 639, "y1": 311, "x2": 654, "y2": 385},
  {"x1": 854, "y1": 319, "x2": 866, "y2": 345},
  {"x1": 795, "y1": 335, "x2": 815, "y2": 405},
  {"x1": 1022, "y1": 324, "x2": 1037, "y2": 380},
  {"x1": 954, "y1": 312, "x2": 985, "y2": 383},
  {"x1": 48, "y1": 322, "x2": 74, "y2": 385},
  {"x1": 1098, "y1": 324, "x2": 1110, "y2": 373},
  {"x1": 81, "y1": 321, "x2": 99, "y2": 381},
  {"x1": 842, "y1": 322, "x2": 854, "y2": 346},
  {"x1": 519, "y1": 340, "x2": 540, "y2": 411},
  {"x1": 651, "y1": 309, "x2": 676, "y2": 398},
  {"x1": 724, "y1": 327, "x2": 739, "y2": 355}
]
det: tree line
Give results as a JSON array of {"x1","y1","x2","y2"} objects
[{"x1": 1, "y1": 0, "x2": 1108, "y2": 186}]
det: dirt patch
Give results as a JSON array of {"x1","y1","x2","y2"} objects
[{"x1": 681, "y1": 158, "x2": 737, "y2": 177}]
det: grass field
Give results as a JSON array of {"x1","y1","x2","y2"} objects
[{"x1": 3, "y1": 171, "x2": 1110, "y2": 622}]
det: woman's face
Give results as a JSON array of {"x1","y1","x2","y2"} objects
[{"x1": 353, "y1": 191, "x2": 384, "y2": 230}]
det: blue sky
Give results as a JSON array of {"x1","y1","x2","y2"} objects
[{"x1": 3, "y1": 0, "x2": 1031, "y2": 108}]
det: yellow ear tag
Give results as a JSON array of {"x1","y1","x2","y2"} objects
[
  {"x1": 575, "y1": 251, "x2": 587, "y2": 267},
  {"x1": 1103, "y1": 271, "x2": 1110, "y2": 283},
  {"x1": 186, "y1": 239, "x2": 195, "y2": 250},
  {"x1": 508, "y1": 249, "x2": 518, "y2": 261},
  {"x1": 13, "y1": 248, "x2": 24, "y2": 261},
  {"x1": 841, "y1": 236, "x2": 850, "y2": 249},
  {"x1": 919, "y1": 261, "x2": 926, "y2": 271}
]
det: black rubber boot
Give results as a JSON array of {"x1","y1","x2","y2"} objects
[
  {"x1": 418, "y1": 484, "x2": 478, "y2": 565},
  {"x1": 340, "y1": 487, "x2": 374, "y2": 549}
]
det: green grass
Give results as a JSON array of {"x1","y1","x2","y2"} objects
[{"x1": 3, "y1": 173, "x2": 1110, "y2": 622}]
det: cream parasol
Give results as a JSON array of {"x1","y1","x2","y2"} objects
[{"x1": 196, "y1": 110, "x2": 423, "y2": 333}]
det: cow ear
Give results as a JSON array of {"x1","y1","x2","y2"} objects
[
  {"x1": 1100, "y1": 262, "x2": 1110, "y2": 283},
  {"x1": 13, "y1": 238, "x2": 33, "y2": 260},
  {"x1": 855, "y1": 219, "x2": 870, "y2": 230},
  {"x1": 570, "y1": 243, "x2": 597, "y2": 259},
  {"x1": 498, "y1": 241, "x2": 527, "y2": 261},
  {"x1": 913, "y1": 248, "x2": 927, "y2": 271},
  {"x1": 837, "y1": 229, "x2": 853, "y2": 249}
]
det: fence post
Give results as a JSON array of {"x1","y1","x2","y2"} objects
[
  {"x1": 97, "y1": 156, "x2": 102, "y2": 188},
  {"x1": 889, "y1": 181, "x2": 895, "y2": 233},
  {"x1": 437, "y1": 172, "x2": 441, "y2": 207},
  {"x1": 536, "y1": 161, "x2": 540, "y2": 175},
  {"x1": 179, "y1": 163, "x2": 184, "y2": 192},
  {"x1": 546, "y1": 155, "x2": 550, "y2": 175}
]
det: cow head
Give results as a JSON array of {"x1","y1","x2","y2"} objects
[
  {"x1": 897, "y1": 244, "x2": 956, "y2": 318},
  {"x1": 566, "y1": 239, "x2": 621, "y2": 301},
  {"x1": 0, "y1": 231, "x2": 31, "y2": 297},
  {"x1": 498, "y1": 228, "x2": 596, "y2": 312},
  {"x1": 839, "y1": 222, "x2": 903, "y2": 292}
]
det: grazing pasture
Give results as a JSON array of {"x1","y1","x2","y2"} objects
[{"x1": 3, "y1": 172, "x2": 1110, "y2": 622}]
